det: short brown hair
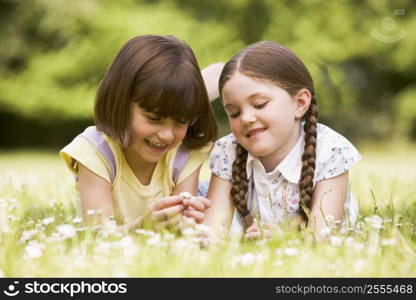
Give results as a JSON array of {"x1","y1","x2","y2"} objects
[{"x1": 95, "y1": 35, "x2": 217, "y2": 149}]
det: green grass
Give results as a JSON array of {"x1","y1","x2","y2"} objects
[{"x1": 0, "y1": 145, "x2": 415, "y2": 277}]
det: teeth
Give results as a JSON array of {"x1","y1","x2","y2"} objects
[
  {"x1": 247, "y1": 128, "x2": 265, "y2": 137},
  {"x1": 145, "y1": 139, "x2": 168, "y2": 149}
]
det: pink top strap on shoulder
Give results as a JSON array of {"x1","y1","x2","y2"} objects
[
  {"x1": 172, "y1": 144, "x2": 190, "y2": 184},
  {"x1": 78, "y1": 126, "x2": 117, "y2": 183}
]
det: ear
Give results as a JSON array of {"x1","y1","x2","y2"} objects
[{"x1": 294, "y1": 88, "x2": 312, "y2": 119}]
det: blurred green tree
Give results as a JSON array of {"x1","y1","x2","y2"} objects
[{"x1": 0, "y1": 0, "x2": 415, "y2": 147}]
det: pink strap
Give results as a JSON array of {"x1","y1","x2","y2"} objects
[
  {"x1": 172, "y1": 144, "x2": 190, "y2": 184},
  {"x1": 78, "y1": 126, "x2": 117, "y2": 183}
]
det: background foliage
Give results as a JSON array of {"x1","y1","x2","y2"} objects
[
  {"x1": 0, "y1": 0, "x2": 415, "y2": 147},
  {"x1": 1, "y1": 1, "x2": 415, "y2": 278}
]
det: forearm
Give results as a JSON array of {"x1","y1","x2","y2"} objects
[
  {"x1": 203, "y1": 208, "x2": 232, "y2": 240},
  {"x1": 309, "y1": 173, "x2": 349, "y2": 240}
]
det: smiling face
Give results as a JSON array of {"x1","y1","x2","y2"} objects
[
  {"x1": 222, "y1": 72, "x2": 306, "y2": 170},
  {"x1": 126, "y1": 103, "x2": 188, "y2": 164}
]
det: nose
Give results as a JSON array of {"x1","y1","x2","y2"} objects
[
  {"x1": 240, "y1": 109, "x2": 257, "y2": 125},
  {"x1": 157, "y1": 125, "x2": 175, "y2": 143}
]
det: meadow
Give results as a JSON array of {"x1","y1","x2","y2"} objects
[{"x1": 0, "y1": 144, "x2": 415, "y2": 277}]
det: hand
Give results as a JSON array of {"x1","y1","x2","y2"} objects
[
  {"x1": 145, "y1": 195, "x2": 186, "y2": 231},
  {"x1": 201, "y1": 62, "x2": 225, "y2": 101},
  {"x1": 244, "y1": 222, "x2": 275, "y2": 240},
  {"x1": 181, "y1": 196, "x2": 211, "y2": 224}
]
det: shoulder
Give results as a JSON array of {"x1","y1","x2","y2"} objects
[
  {"x1": 316, "y1": 123, "x2": 360, "y2": 158},
  {"x1": 209, "y1": 133, "x2": 237, "y2": 182},
  {"x1": 315, "y1": 123, "x2": 361, "y2": 181},
  {"x1": 316, "y1": 123, "x2": 353, "y2": 148},
  {"x1": 213, "y1": 133, "x2": 238, "y2": 152},
  {"x1": 191, "y1": 142, "x2": 214, "y2": 156},
  {"x1": 166, "y1": 141, "x2": 211, "y2": 166},
  {"x1": 60, "y1": 132, "x2": 97, "y2": 161},
  {"x1": 166, "y1": 142, "x2": 212, "y2": 185},
  {"x1": 210, "y1": 133, "x2": 238, "y2": 162},
  {"x1": 60, "y1": 127, "x2": 121, "y2": 183},
  {"x1": 62, "y1": 127, "x2": 121, "y2": 159}
]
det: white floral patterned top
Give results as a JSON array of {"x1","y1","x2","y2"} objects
[{"x1": 209, "y1": 123, "x2": 361, "y2": 234}]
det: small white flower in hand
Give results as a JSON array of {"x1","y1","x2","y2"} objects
[
  {"x1": 179, "y1": 192, "x2": 193, "y2": 200},
  {"x1": 180, "y1": 192, "x2": 194, "y2": 211}
]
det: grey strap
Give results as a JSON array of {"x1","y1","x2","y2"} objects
[
  {"x1": 78, "y1": 126, "x2": 117, "y2": 183},
  {"x1": 172, "y1": 144, "x2": 190, "y2": 184}
]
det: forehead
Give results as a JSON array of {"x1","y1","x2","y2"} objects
[{"x1": 222, "y1": 72, "x2": 286, "y2": 105}]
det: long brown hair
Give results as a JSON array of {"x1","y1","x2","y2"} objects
[
  {"x1": 219, "y1": 41, "x2": 318, "y2": 227},
  {"x1": 95, "y1": 35, "x2": 217, "y2": 149}
]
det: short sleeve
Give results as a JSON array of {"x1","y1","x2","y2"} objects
[
  {"x1": 209, "y1": 134, "x2": 236, "y2": 182},
  {"x1": 315, "y1": 125, "x2": 362, "y2": 182},
  {"x1": 60, "y1": 136, "x2": 111, "y2": 183},
  {"x1": 175, "y1": 143, "x2": 212, "y2": 184}
]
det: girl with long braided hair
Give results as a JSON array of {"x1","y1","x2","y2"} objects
[{"x1": 204, "y1": 41, "x2": 361, "y2": 240}]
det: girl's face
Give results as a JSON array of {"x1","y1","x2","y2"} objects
[
  {"x1": 127, "y1": 103, "x2": 188, "y2": 164},
  {"x1": 222, "y1": 72, "x2": 308, "y2": 170}
]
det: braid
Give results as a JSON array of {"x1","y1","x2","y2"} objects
[
  {"x1": 298, "y1": 93, "x2": 318, "y2": 222},
  {"x1": 230, "y1": 143, "x2": 254, "y2": 228}
]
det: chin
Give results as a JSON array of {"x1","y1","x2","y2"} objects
[
  {"x1": 245, "y1": 146, "x2": 272, "y2": 158},
  {"x1": 144, "y1": 156, "x2": 163, "y2": 164}
]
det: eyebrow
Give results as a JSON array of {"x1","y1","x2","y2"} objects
[
  {"x1": 224, "y1": 92, "x2": 270, "y2": 109},
  {"x1": 247, "y1": 92, "x2": 270, "y2": 100}
]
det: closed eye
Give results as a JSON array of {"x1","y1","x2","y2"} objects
[
  {"x1": 254, "y1": 102, "x2": 268, "y2": 109},
  {"x1": 176, "y1": 119, "x2": 194, "y2": 126},
  {"x1": 228, "y1": 111, "x2": 240, "y2": 118},
  {"x1": 146, "y1": 115, "x2": 162, "y2": 122}
]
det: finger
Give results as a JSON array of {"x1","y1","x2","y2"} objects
[
  {"x1": 182, "y1": 208, "x2": 195, "y2": 217},
  {"x1": 172, "y1": 215, "x2": 197, "y2": 233},
  {"x1": 245, "y1": 231, "x2": 261, "y2": 240},
  {"x1": 246, "y1": 223, "x2": 259, "y2": 233},
  {"x1": 183, "y1": 197, "x2": 206, "y2": 211},
  {"x1": 152, "y1": 205, "x2": 184, "y2": 221},
  {"x1": 178, "y1": 216, "x2": 196, "y2": 232},
  {"x1": 154, "y1": 214, "x2": 182, "y2": 230},
  {"x1": 166, "y1": 214, "x2": 182, "y2": 227},
  {"x1": 182, "y1": 216, "x2": 196, "y2": 227},
  {"x1": 150, "y1": 195, "x2": 182, "y2": 211},
  {"x1": 194, "y1": 196, "x2": 211, "y2": 208},
  {"x1": 184, "y1": 210, "x2": 205, "y2": 224}
]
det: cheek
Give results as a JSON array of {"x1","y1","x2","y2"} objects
[
  {"x1": 228, "y1": 118, "x2": 240, "y2": 133},
  {"x1": 175, "y1": 126, "x2": 188, "y2": 141},
  {"x1": 131, "y1": 121, "x2": 155, "y2": 139}
]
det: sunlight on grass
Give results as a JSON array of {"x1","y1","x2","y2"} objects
[{"x1": 0, "y1": 144, "x2": 415, "y2": 277}]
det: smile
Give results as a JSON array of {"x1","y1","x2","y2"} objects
[
  {"x1": 246, "y1": 128, "x2": 266, "y2": 138},
  {"x1": 144, "y1": 139, "x2": 169, "y2": 152}
]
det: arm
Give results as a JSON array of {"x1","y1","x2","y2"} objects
[
  {"x1": 203, "y1": 173, "x2": 235, "y2": 240},
  {"x1": 172, "y1": 164, "x2": 201, "y2": 196},
  {"x1": 78, "y1": 163, "x2": 184, "y2": 232},
  {"x1": 78, "y1": 162, "x2": 114, "y2": 223},
  {"x1": 308, "y1": 171, "x2": 349, "y2": 239},
  {"x1": 201, "y1": 63, "x2": 225, "y2": 102}
]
